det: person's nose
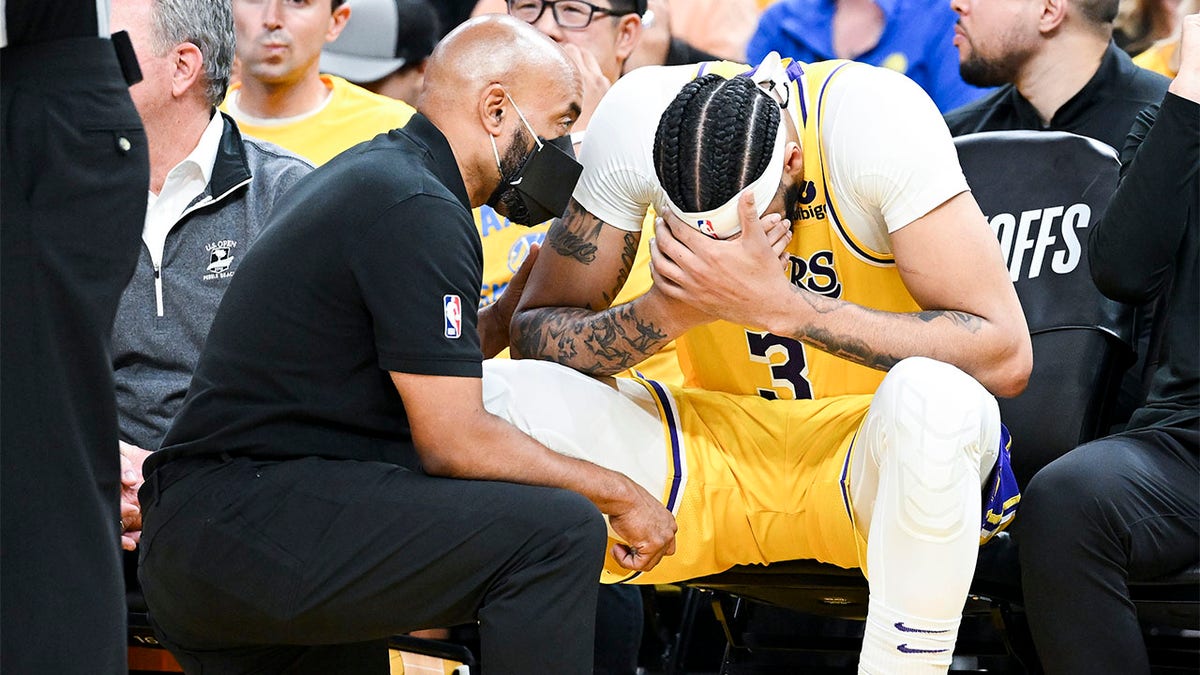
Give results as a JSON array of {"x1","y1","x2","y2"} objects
[
  {"x1": 261, "y1": 0, "x2": 284, "y2": 30},
  {"x1": 532, "y1": 4, "x2": 565, "y2": 41}
]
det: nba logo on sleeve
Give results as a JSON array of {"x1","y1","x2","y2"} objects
[{"x1": 444, "y1": 294, "x2": 462, "y2": 339}]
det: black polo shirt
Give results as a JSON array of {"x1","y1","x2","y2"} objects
[
  {"x1": 944, "y1": 42, "x2": 1169, "y2": 150},
  {"x1": 150, "y1": 114, "x2": 483, "y2": 473}
]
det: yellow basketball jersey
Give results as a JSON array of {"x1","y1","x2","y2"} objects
[
  {"x1": 674, "y1": 60, "x2": 921, "y2": 400},
  {"x1": 600, "y1": 378, "x2": 869, "y2": 585},
  {"x1": 475, "y1": 205, "x2": 684, "y2": 385}
]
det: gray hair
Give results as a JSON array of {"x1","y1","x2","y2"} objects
[{"x1": 149, "y1": 0, "x2": 235, "y2": 108}]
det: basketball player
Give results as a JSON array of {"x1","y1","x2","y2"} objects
[{"x1": 509, "y1": 53, "x2": 1031, "y2": 674}]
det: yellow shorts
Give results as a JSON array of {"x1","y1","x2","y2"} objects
[{"x1": 602, "y1": 379, "x2": 871, "y2": 585}]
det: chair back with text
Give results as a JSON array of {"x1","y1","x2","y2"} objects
[{"x1": 955, "y1": 130, "x2": 1135, "y2": 487}]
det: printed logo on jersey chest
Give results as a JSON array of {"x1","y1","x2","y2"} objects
[
  {"x1": 203, "y1": 239, "x2": 238, "y2": 281},
  {"x1": 795, "y1": 180, "x2": 827, "y2": 221}
]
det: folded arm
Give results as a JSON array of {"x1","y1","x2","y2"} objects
[{"x1": 509, "y1": 199, "x2": 692, "y2": 374}]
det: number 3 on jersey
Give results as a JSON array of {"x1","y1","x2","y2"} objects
[{"x1": 746, "y1": 331, "x2": 814, "y2": 400}]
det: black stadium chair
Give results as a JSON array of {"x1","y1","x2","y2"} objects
[
  {"x1": 662, "y1": 131, "x2": 1197, "y2": 674},
  {"x1": 959, "y1": 131, "x2": 1135, "y2": 489}
]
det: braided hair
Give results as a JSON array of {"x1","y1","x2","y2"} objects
[{"x1": 653, "y1": 74, "x2": 782, "y2": 213}]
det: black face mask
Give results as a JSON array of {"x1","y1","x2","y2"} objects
[{"x1": 485, "y1": 96, "x2": 583, "y2": 226}]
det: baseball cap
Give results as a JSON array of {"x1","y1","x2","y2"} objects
[{"x1": 320, "y1": 0, "x2": 441, "y2": 84}]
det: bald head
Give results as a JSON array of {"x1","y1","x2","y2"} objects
[
  {"x1": 420, "y1": 14, "x2": 579, "y2": 111},
  {"x1": 417, "y1": 14, "x2": 583, "y2": 207}
]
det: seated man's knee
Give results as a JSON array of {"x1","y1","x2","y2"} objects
[
  {"x1": 867, "y1": 358, "x2": 1000, "y2": 540},
  {"x1": 1020, "y1": 443, "x2": 1121, "y2": 545},
  {"x1": 525, "y1": 488, "x2": 608, "y2": 560}
]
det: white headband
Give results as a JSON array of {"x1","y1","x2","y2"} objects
[
  {"x1": 661, "y1": 51, "x2": 792, "y2": 239},
  {"x1": 660, "y1": 98, "x2": 788, "y2": 240}
]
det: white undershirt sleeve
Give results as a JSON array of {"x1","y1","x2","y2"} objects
[
  {"x1": 822, "y1": 66, "x2": 971, "y2": 254},
  {"x1": 573, "y1": 65, "x2": 699, "y2": 232}
]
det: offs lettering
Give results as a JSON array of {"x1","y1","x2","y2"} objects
[{"x1": 988, "y1": 203, "x2": 1089, "y2": 282}]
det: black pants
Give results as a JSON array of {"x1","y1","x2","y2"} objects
[
  {"x1": 1019, "y1": 425, "x2": 1199, "y2": 674},
  {"x1": 594, "y1": 584, "x2": 643, "y2": 675},
  {"x1": 0, "y1": 37, "x2": 147, "y2": 674},
  {"x1": 139, "y1": 455, "x2": 608, "y2": 674}
]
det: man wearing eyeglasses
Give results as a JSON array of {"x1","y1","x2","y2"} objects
[{"x1": 508, "y1": 0, "x2": 645, "y2": 132}]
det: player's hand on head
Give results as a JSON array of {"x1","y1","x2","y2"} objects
[
  {"x1": 651, "y1": 192, "x2": 794, "y2": 329},
  {"x1": 646, "y1": 218, "x2": 717, "y2": 330},
  {"x1": 608, "y1": 481, "x2": 677, "y2": 572}
]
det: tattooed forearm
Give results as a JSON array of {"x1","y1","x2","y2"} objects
[
  {"x1": 915, "y1": 310, "x2": 983, "y2": 332},
  {"x1": 547, "y1": 200, "x2": 609, "y2": 264},
  {"x1": 803, "y1": 326, "x2": 902, "y2": 372},
  {"x1": 511, "y1": 303, "x2": 671, "y2": 376},
  {"x1": 784, "y1": 285, "x2": 987, "y2": 372}
]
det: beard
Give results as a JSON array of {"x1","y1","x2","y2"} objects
[
  {"x1": 488, "y1": 124, "x2": 536, "y2": 225},
  {"x1": 957, "y1": 30, "x2": 1033, "y2": 88},
  {"x1": 783, "y1": 181, "x2": 805, "y2": 224}
]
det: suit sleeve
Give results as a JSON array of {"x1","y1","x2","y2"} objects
[{"x1": 1089, "y1": 93, "x2": 1199, "y2": 304}]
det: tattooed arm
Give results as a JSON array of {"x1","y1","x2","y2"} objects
[
  {"x1": 652, "y1": 192, "x2": 1032, "y2": 398},
  {"x1": 510, "y1": 199, "x2": 706, "y2": 375}
]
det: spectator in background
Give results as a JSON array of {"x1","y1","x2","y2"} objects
[
  {"x1": 1115, "y1": 0, "x2": 1181, "y2": 54},
  {"x1": 108, "y1": 0, "x2": 313, "y2": 549},
  {"x1": 945, "y1": 0, "x2": 1170, "y2": 433},
  {"x1": 1, "y1": 2, "x2": 148, "y2": 672},
  {"x1": 667, "y1": 0, "x2": 762, "y2": 60},
  {"x1": 945, "y1": 0, "x2": 1167, "y2": 147},
  {"x1": 221, "y1": 0, "x2": 414, "y2": 164},
  {"x1": 435, "y1": 0, "x2": 482, "y2": 36},
  {"x1": 630, "y1": 0, "x2": 755, "y2": 64},
  {"x1": 747, "y1": 0, "x2": 991, "y2": 112},
  {"x1": 1134, "y1": 0, "x2": 1199, "y2": 76},
  {"x1": 1019, "y1": 13, "x2": 1198, "y2": 673},
  {"x1": 621, "y1": 0, "x2": 721, "y2": 73},
  {"x1": 319, "y1": 0, "x2": 440, "y2": 106}
]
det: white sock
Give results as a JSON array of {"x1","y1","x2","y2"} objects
[{"x1": 859, "y1": 600, "x2": 960, "y2": 675}]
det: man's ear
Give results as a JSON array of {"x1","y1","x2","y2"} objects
[
  {"x1": 614, "y1": 13, "x2": 644, "y2": 62},
  {"x1": 1038, "y1": 0, "x2": 1068, "y2": 34},
  {"x1": 171, "y1": 42, "x2": 204, "y2": 99},
  {"x1": 326, "y1": 3, "x2": 352, "y2": 42},
  {"x1": 782, "y1": 141, "x2": 803, "y2": 178},
  {"x1": 480, "y1": 83, "x2": 507, "y2": 136}
]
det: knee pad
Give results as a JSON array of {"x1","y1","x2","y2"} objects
[{"x1": 863, "y1": 358, "x2": 1000, "y2": 542}]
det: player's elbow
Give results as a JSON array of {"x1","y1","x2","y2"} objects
[
  {"x1": 983, "y1": 332, "x2": 1032, "y2": 399},
  {"x1": 415, "y1": 449, "x2": 458, "y2": 478}
]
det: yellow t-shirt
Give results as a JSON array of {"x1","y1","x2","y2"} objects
[
  {"x1": 475, "y1": 204, "x2": 684, "y2": 386},
  {"x1": 222, "y1": 74, "x2": 415, "y2": 165},
  {"x1": 1133, "y1": 41, "x2": 1178, "y2": 79}
]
